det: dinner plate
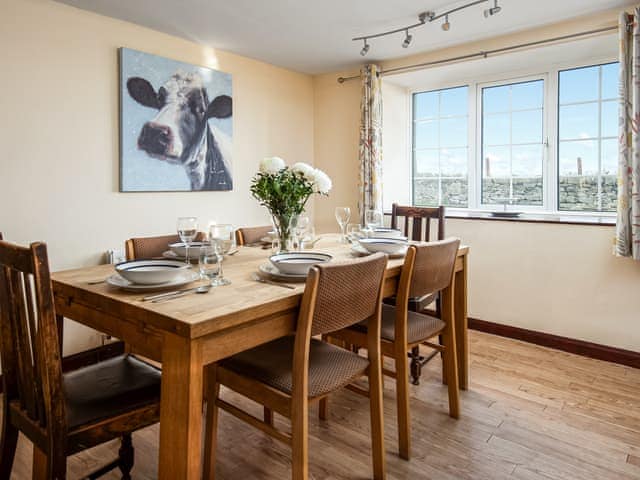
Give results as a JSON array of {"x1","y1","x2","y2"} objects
[
  {"x1": 106, "y1": 271, "x2": 200, "y2": 292},
  {"x1": 351, "y1": 243, "x2": 407, "y2": 259},
  {"x1": 258, "y1": 263, "x2": 308, "y2": 283},
  {"x1": 163, "y1": 250, "x2": 199, "y2": 263}
]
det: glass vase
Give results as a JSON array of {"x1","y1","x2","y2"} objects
[{"x1": 271, "y1": 213, "x2": 293, "y2": 253}]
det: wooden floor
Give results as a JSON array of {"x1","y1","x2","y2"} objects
[{"x1": 4, "y1": 331, "x2": 640, "y2": 479}]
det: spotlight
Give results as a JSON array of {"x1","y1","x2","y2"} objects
[
  {"x1": 484, "y1": 0, "x2": 501, "y2": 17},
  {"x1": 360, "y1": 40, "x2": 370, "y2": 56},
  {"x1": 402, "y1": 30, "x2": 413, "y2": 48},
  {"x1": 442, "y1": 15, "x2": 450, "y2": 31}
]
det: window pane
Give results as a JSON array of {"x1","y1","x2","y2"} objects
[
  {"x1": 601, "y1": 138, "x2": 617, "y2": 212},
  {"x1": 440, "y1": 148, "x2": 468, "y2": 176},
  {"x1": 558, "y1": 140, "x2": 598, "y2": 211},
  {"x1": 442, "y1": 178, "x2": 468, "y2": 207},
  {"x1": 414, "y1": 150, "x2": 439, "y2": 176},
  {"x1": 483, "y1": 146, "x2": 510, "y2": 178},
  {"x1": 511, "y1": 145, "x2": 543, "y2": 205},
  {"x1": 511, "y1": 81, "x2": 543, "y2": 110},
  {"x1": 559, "y1": 66, "x2": 599, "y2": 103},
  {"x1": 483, "y1": 113, "x2": 510, "y2": 145},
  {"x1": 601, "y1": 138, "x2": 617, "y2": 176},
  {"x1": 414, "y1": 121, "x2": 438, "y2": 149},
  {"x1": 601, "y1": 100, "x2": 618, "y2": 138},
  {"x1": 512, "y1": 110, "x2": 543, "y2": 144},
  {"x1": 414, "y1": 179, "x2": 439, "y2": 206},
  {"x1": 559, "y1": 140, "x2": 598, "y2": 175},
  {"x1": 601, "y1": 63, "x2": 619, "y2": 100},
  {"x1": 483, "y1": 85, "x2": 510, "y2": 113},
  {"x1": 414, "y1": 91, "x2": 438, "y2": 119},
  {"x1": 559, "y1": 103, "x2": 599, "y2": 140},
  {"x1": 440, "y1": 117, "x2": 467, "y2": 148},
  {"x1": 440, "y1": 86, "x2": 468, "y2": 116}
]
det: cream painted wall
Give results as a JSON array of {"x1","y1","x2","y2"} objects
[
  {"x1": 0, "y1": 0, "x2": 315, "y2": 354},
  {"x1": 313, "y1": 10, "x2": 640, "y2": 352}
]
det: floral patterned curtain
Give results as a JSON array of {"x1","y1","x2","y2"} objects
[
  {"x1": 616, "y1": 10, "x2": 640, "y2": 260},
  {"x1": 358, "y1": 64, "x2": 383, "y2": 224}
]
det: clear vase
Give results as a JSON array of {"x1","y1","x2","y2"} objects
[{"x1": 270, "y1": 213, "x2": 293, "y2": 253}]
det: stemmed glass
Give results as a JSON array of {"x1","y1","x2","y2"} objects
[
  {"x1": 177, "y1": 217, "x2": 198, "y2": 264},
  {"x1": 364, "y1": 209, "x2": 383, "y2": 231},
  {"x1": 347, "y1": 223, "x2": 363, "y2": 243},
  {"x1": 290, "y1": 214, "x2": 310, "y2": 251},
  {"x1": 209, "y1": 224, "x2": 234, "y2": 285},
  {"x1": 335, "y1": 207, "x2": 351, "y2": 243}
]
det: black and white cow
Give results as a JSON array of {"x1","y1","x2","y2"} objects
[{"x1": 127, "y1": 71, "x2": 232, "y2": 190}]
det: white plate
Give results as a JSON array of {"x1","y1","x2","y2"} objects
[
  {"x1": 367, "y1": 228, "x2": 405, "y2": 239},
  {"x1": 351, "y1": 243, "x2": 407, "y2": 259},
  {"x1": 168, "y1": 241, "x2": 211, "y2": 258},
  {"x1": 258, "y1": 263, "x2": 308, "y2": 283},
  {"x1": 163, "y1": 250, "x2": 199, "y2": 263},
  {"x1": 358, "y1": 237, "x2": 408, "y2": 255},
  {"x1": 106, "y1": 271, "x2": 200, "y2": 292},
  {"x1": 115, "y1": 259, "x2": 191, "y2": 285}
]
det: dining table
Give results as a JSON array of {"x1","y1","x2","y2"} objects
[{"x1": 51, "y1": 235, "x2": 469, "y2": 480}]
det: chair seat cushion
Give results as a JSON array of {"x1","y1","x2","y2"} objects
[
  {"x1": 220, "y1": 336, "x2": 370, "y2": 398},
  {"x1": 383, "y1": 292, "x2": 437, "y2": 312},
  {"x1": 352, "y1": 304, "x2": 444, "y2": 344},
  {"x1": 64, "y1": 355, "x2": 161, "y2": 429}
]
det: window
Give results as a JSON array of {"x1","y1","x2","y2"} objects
[
  {"x1": 412, "y1": 86, "x2": 468, "y2": 208},
  {"x1": 481, "y1": 79, "x2": 545, "y2": 206},
  {"x1": 406, "y1": 60, "x2": 620, "y2": 216},
  {"x1": 558, "y1": 63, "x2": 618, "y2": 212}
]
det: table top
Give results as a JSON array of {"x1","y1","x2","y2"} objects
[{"x1": 52, "y1": 235, "x2": 467, "y2": 339}]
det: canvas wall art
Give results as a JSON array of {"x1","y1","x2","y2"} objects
[{"x1": 119, "y1": 48, "x2": 233, "y2": 192}]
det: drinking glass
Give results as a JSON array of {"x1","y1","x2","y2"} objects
[
  {"x1": 177, "y1": 217, "x2": 198, "y2": 263},
  {"x1": 335, "y1": 207, "x2": 351, "y2": 243},
  {"x1": 346, "y1": 223, "x2": 363, "y2": 243},
  {"x1": 199, "y1": 243, "x2": 221, "y2": 285},
  {"x1": 209, "y1": 224, "x2": 235, "y2": 254},
  {"x1": 364, "y1": 209, "x2": 383, "y2": 231},
  {"x1": 290, "y1": 214, "x2": 310, "y2": 251},
  {"x1": 301, "y1": 226, "x2": 316, "y2": 250}
]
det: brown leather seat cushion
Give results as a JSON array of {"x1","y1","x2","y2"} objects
[
  {"x1": 64, "y1": 355, "x2": 161, "y2": 429},
  {"x1": 352, "y1": 304, "x2": 444, "y2": 344},
  {"x1": 384, "y1": 292, "x2": 437, "y2": 312},
  {"x1": 220, "y1": 336, "x2": 370, "y2": 398}
]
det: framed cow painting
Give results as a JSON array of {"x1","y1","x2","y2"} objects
[{"x1": 119, "y1": 48, "x2": 233, "y2": 191}]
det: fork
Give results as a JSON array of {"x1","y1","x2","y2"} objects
[{"x1": 251, "y1": 273, "x2": 296, "y2": 289}]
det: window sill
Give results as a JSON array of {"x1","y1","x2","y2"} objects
[{"x1": 444, "y1": 210, "x2": 615, "y2": 226}]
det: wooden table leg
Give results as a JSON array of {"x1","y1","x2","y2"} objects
[
  {"x1": 454, "y1": 254, "x2": 469, "y2": 390},
  {"x1": 158, "y1": 334, "x2": 204, "y2": 480}
]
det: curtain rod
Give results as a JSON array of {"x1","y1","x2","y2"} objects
[{"x1": 337, "y1": 25, "x2": 619, "y2": 83}]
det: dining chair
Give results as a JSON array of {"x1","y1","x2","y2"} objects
[
  {"x1": 327, "y1": 239, "x2": 461, "y2": 461},
  {"x1": 235, "y1": 225, "x2": 272, "y2": 246},
  {"x1": 389, "y1": 203, "x2": 446, "y2": 384},
  {"x1": 203, "y1": 253, "x2": 388, "y2": 480},
  {"x1": 0, "y1": 234, "x2": 162, "y2": 479},
  {"x1": 124, "y1": 232, "x2": 205, "y2": 260}
]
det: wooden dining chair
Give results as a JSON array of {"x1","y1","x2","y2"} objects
[
  {"x1": 235, "y1": 225, "x2": 272, "y2": 246},
  {"x1": 125, "y1": 232, "x2": 205, "y2": 260},
  {"x1": 0, "y1": 234, "x2": 162, "y2": 479},
  {"x1": 327, "y1": 239, "x2": 461, "y2": 461},
  {"x1": 389, "y1": 203, "x2": 446, "y2": 384},
  {"x1": 203, "y1": 253, "x2": 388, "y2": 480}
]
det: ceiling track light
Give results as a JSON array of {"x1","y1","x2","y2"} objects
[
  {"x1": 351, "y1": 0, "x2": 499, "y2": 56},
  {"x1": 402, "y1": 29, "x2": 413, "y2": 48},
  {"x1": 484, "y1": 0, "x2": 501, "y2": 17},
  {"x1": 442, "y1": 15, "x2": 451, "y2": 32}
]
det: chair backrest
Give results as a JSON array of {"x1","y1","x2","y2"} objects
[
  {"x1": 306, "y1": 253, "x2": 387, "y2": 337},
  {"x1": 404, "y1": 238, "x2": 460, "y2": 300},
  {"x1": 0, "y1": 234, "x2": 66, "y2": 441},
  {"x1": 125, "y1": 232, "x2": 205, "y2": 260},
  {"x1": 390, "y1": 204, "x2": 445, "y2": 242},
  {"x1": 235, "y1": 226, "x2": 272, "y2": 246}
]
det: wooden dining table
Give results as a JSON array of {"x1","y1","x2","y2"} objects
[{"x1": 51, "y1": 236, "x2": 469, "y2": 480}]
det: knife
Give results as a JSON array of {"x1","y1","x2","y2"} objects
[{"x1": 141, "y1": 286, "x2": 201, "y2": 301}]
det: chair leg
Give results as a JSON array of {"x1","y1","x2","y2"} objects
[
  {"x1": 32, "y1": 445, "x2": 66, "y2": 480},
  {"x1": 369, "y1": 361, "x2": 386, "y2": 478},
  {"x1": 264, "y1": 407, "x2": 274, "y2": 426},
  {"x1": 409, "y1": 346, "x2": 422, "y2": 385},
  {"x1": 203, "y1": 365, "x2": 220, "y2": 480},
  {"x1": 441, "y1": 328, "x2": 460, "y2": 419},
  {"x1": 0, "y1": 409, "x2": 18, "y2": 478},
  {"x1": 118, "y1": 434, "x2": 134, "y2": 480},
  {"x1": 319, "y1": 397, "x2": 328, "y2": 421},
  {"x1": 395, "y1": 349, "x2": 411, "y2": 460},
  {"x1": 291, "y1": 398, "x2": 309, "y2": 480}
]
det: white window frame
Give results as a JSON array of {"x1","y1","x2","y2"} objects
[{"x1": 407, "y1": 55, "x2": 618, "y2": 218}]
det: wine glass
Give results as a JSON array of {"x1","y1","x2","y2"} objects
[
  {"x1": 346, "y1": 223, "x2": 363, "y2": 243},
  {"x1": 290, "y1": 214, "x2": 310, "y2": 251},
  {"x1": 199, "y1": 243, "x2": 221, "y2": 285},
  {"x1": 177, "y1": 217, "x2": 198, "y2": 263},
  {"x1": 335, "y1": 207, "x2": 351, "y2": 243},
  {"x1": 364, "y1": 209, "x2": 383, "y2": 231},
  {"x1": 209, "y1": 224, "x2": 234, "y2": 286}
]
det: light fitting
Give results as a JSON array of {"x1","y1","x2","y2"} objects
[
  {"x1": 484, "y1": 0, "x2": 502, "y2": 17},
  {"x1": 352, "y1": 0, "x2": 500, "y2": 56}
]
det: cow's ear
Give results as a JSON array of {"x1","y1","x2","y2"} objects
[
  {"x1": 207, "y1": 95, "x2": 232, "y2": 119},
  {"x1": 127, "y1": 77, "x2": 161, "y2": 109}
]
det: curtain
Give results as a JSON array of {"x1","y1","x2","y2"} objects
[
  {"x1": 616, "y1": 10, "x2": 640, "y2": 260},
  {"x1": 358, "y1": 64, "x2": 383, "y2": 224}
]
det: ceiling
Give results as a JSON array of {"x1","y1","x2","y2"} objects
[{"x1": 56, "y1": 0, "x2": 633, "y2": 74}]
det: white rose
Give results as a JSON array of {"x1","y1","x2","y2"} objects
[
  {"x1": 259, "y1": 156, "x2": 286, "y2": 174},
  {"x1": 312, "y1": 168, "x2": 332, "y2": 194},
  {"x1": 291, "y1": 162, "x2": 316, "y2": 181}
]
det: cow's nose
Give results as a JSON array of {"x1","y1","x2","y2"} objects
[
  {"x1": 144, "y1": 122, "x2": 171, "y2": 139},
  {"x1": 138, "y1": 122, "x2": 174, "y2": 156}
]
